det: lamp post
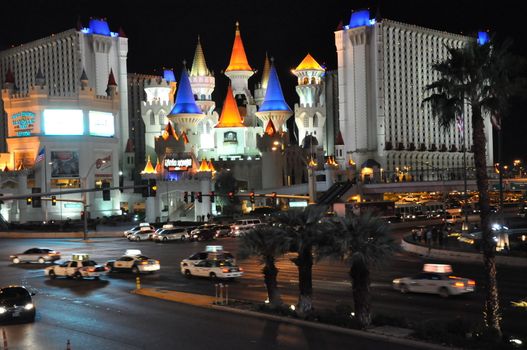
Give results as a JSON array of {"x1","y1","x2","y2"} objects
[{"x1": 81, "y1": 159, "x2": 106, "y2": 240}]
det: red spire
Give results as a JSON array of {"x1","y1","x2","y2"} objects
[
  {"x1": 118, "y1": 27, "x2": 127, "y2": 38},
  {"x1": 335, "y1": 130, "x2": 345, "y2": 145},
  {"x1": 265, "y1": 120, "x2": 276, "y2": 136},
  {"x1": 336, "y1": 20, "x2": 344, "y2": 31},
  {"x1": 125, "y1": 138, "x2": 135, "y2": 153},
  {"x1": 162, "y1": 122, "x2": 179, "y2": 140},
  {"x1": 107, "y1": 69, "x2": 117, "y2": 86},
  {"x1": 5, "y1": 68, "x2": 14, "y2": 84},
  {"x1": 180, "y1": 131, "x2": 189, "y2": 144}
]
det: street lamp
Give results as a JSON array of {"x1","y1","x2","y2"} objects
[{"x1": 81, "y1": 159, "x2": 107, "y2": 240}]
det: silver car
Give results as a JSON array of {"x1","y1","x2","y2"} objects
[
  {"x1": 10, "y1": 248, "x2": 61, "y2": 264},
  {"x1": 127, "y1": 229, "x2": 155, "y2": 241},
  {"x1": 152, "y1": 228, "x2": 189, "y2": 242}
]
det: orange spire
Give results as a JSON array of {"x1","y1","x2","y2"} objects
[
  {"x1": 265, "y1": 120, "x2": 276, "y2": 136},
  {"x1": 198, "y1": 159, "x2": 211, "y2": 172},
  {"x1": 225, "y1": 22, "x2": 252, "y2": 72},
  {"x1": 180, "y1": 131, "x2": 189, "y2": 144},
  {"x1": 215, "y1": 85, "x2": 245, "y2": 128},
  {"x1": 162, "y1": 122, "x2": 179, "y2": 140},
  {"x1": 294, "y1": 53, "x2": 325, "y2": 72},
  {"x1": 142, "y1": 156, "x2": 156, "y2": 174},
  {"x1": 155, "y1": 161, "x2": 163, "y2": 173},
  {"x1": 207, "y1": 160, "x2": 216, "y2": 173}
]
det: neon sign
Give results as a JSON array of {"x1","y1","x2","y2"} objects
[
  {"x1": 11, "y1": 111, "x2": 35, "y2": 136},
  {"x1": 164, "y1": 158, "x2": 192, "y2": 171}
]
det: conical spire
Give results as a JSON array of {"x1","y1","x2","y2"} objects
[
  {"x1": 207, "y1": 160, "x2": 216, "y2": 173},
  {"x1": 190, "y1": 36, "x2": 211, "y2": 77},
  {"x1": 259, "y1": 64, "x2": 291, "y2": 112},
  {"x1": 107, "y1": 69, "x2": 117, "y2": 86},
  {"x1": 162, "y1": 122, "x2": 179, "y2": 140},
  {"x1": 125, "y1": 138, "x2": 135, "y2": 152},
  {"x1": 35, "y1": 68, "x2": 45, "y2": 86},
  {"x1": 294, "y1": 53, "x2": 325, "y2": 72},
  {"x1": 169, "y1": 67, "x2": 201, "y2": 115},
  {"x1": 5, "y1": 68, "x2": 14, "y2": 84},
  {"x1": 215, "y1": 85, "x2": 244, "y2": 128},
  {"x1": 261, "y1": 53, "x2": 271, "y2": 89},
  {"x1": 265, "y1": 120, "x2": 276, "y2": 136},
  {"x1": 335, "y1": 130, "x2": 345, "y2": 146},
  {"x1": 80, "y1": 69, "x2": 88, "y2": 82},
  {"x1": 198, "y1": 159, "x2": 211, "y2": 172},
  {"x1": 225, "y1": 22, "x2": 252, "y2": 72},
  {"x1": 141, "y1": 156, "x2": 156, "y2": 174}
]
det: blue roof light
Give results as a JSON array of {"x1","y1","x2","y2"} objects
[
  {"x1": 259, "y1": 65, "x2": 292, "y2": 113},
  {"x1": 477, "y1": 31, "x2": 489, "y2": 46},
  {"x1": 349, "y1": 10, "x2": 372, "y2": 29},
  {"x1": 89, "y1": 19, "x2": 111, "y2": 36},
  {"x1": 169, "y1": 68, "x2": 201, "y2": 115},
  {"x1": 163, "y1": 69, "x2": 176, "y2": 82}
]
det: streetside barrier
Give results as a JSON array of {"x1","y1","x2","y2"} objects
[
  {"x1": 401, "y1": 237, "x2": 527, "y2": 267},
  {"x1": 214, "y1": 283, "x2": 229, "y2": 305},
  {"x1": 66, "y1": 339, "x2": 71, "y2": 350},
  {"x1": 136, "y1": 277, "x2": 141, "y2": 290},
  {"x1": 2, "y1": 328, "x2": 7, "y2": 350}
]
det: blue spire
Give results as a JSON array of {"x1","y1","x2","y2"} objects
[
  {"x1": 169, "y1": 67, "x2": 201, "y2": 115},
  {"x1": 163, "y1": 69, "x2": 175, "y2": 82},
  {"x1": 259, "y1": 64, "x2": 292, "y2": 113}
]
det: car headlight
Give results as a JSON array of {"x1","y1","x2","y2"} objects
[
  {"x1": 24, "y1": 303, "x2": 34, "y2": 310},
  {"x1": 0, "y1": 307, "x2": 6, "y2": 314},
  {"x1": 393, "y1": 279, "x2": 401, "y2": 284}
]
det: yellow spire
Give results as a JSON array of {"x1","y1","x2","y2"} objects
[
  {"x1": 190, "y1": 36, "x2": 211, "y2": 77},
  {"x1": 215, "y1": 85, "x2": 245, "y2": 128},
  {"x1": 294, "y1": 53, "x2": 325, "y2": 72},
  {"x1": 142, "y1": 156, "x2": 156, "y2": 174},
  {"x1": 208, "y1": 160, "x2": 216, "y2": 173},
  {"x1": 198, "y1": 158, "x2": 211, "y2": 172},
  {"x1": 308, "y1": 157, "x2": 317, "y2": 168},
  {"x1": 225, "y1": 22, "x2": 252, "y2": 72},
  {"x1": 261, "y1": 53, "x2": 271, "y2": 89}
]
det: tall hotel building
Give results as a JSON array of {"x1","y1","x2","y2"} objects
[
  {"x1": 0, "y1": 19, "x2": 129, "y2": 154},
  {"x1": 335, "y1": 10, "x2": 493, "y2": 176}
]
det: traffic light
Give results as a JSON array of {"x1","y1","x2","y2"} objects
[
  {"x1": 190, "y1": 192, "x2": 195, "y2": 203},
  {"x1": 210, "y1": 191, "x2": 215, "y2": 203},
  {"x1": 149, "y1": 179, "x2": 157, "y2": 197},
  {"x1": 183, "y1": 191, "x2": 188, "y2": 204},
  {"x1": 102, "y1": 181, "x2": 111, "y2": 201},
  {"x1": 141, "y1": 179, "x2": 149, "y2": 198},
  {"x1": 271, "y1": 192, "x2": 277, "y2": 199},
  {"x1": 196, "y1": 192, "x2": 202, "y2": 203},
  {"x1": 228, "y1": 191, "x2": 234, "y2": 202},
  {"x1": 32, "y1": 187, "x2": 42, "y2": 208},
  {"x1": 249, "y1": 192, "x2": 255, "y2": 204},
  {"x1": 26, "y1": 197, "x2": 32, "y2": 205},
  {"x1": 51, "y1": 196, "x2": 57, "y2": 206}
]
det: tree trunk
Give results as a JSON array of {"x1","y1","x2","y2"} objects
[
  {"x1": 295, "y1": 246, "x2": 314, "y2": 315},
  {"x1": 350, "y1": 258, "x2": 371, "y2": 329},
  {"x1": 472, "y1": 105, "x2": 501, "y2": 335},
  {"x1": 263, "y1": 257, "x2": 282, "y2": 308}
]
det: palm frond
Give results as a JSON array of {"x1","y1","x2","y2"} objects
[{"x1": 238, "y1": 226, "x2": 290, "y2": 264}]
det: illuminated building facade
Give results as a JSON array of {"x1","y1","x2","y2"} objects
[{"x1": 334, "y1": 10, "x2": 493, "y2": 177}]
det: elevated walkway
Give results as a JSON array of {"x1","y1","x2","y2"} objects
[{"x1": 317, "y1": 181, "x2": 354, "y2": 205}]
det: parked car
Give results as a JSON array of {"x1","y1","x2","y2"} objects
[
  {"x1": 127, "y1": 229, "x2": 155, "y2": 241},
  {"x1": 190, "y1": 228, "x2": 215, "y2": 241},
  {"x1": 230, "y1": 218, "x2": 262, "y2": 236},
  {"x1": 214, "y1": 225, "x2": 232, "y2": 238},
  {"x1": 181, "y1": 246, "x2": 235, "y2": 267},
  {"x1": 106, "y1": 250, "x2": 160, "y2": 274},
  {"x1": 0, "y1": 286, "x2": 36, "y2": 323},
  {"x1": 392, "y1": 264, "x2": 475, "y2": 298},
  {"x1": 45, "y1": 258, "x2": 108, "y2": 280},
  {"x1": 181, "y1": 259, "x2": 243, "y2": 280},
  {"x1": 152, "y1": 228, "x2": 189, "y2": 242},
  {"x1": 124, "y1": 224, "x2": 154, "y2": 238},
  {"x1": 10, "y1": 248, "x2": 61, "y2": 264}
]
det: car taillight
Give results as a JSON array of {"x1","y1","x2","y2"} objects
[
  {"x1": 155, "y1": 260, "x2": 160, "y2": 264},
  {"x1": 468, "y1": 280, "x2": 476, "y2": 286},
  {"x1": 141, "y1": 261, "x2": 148, "y2": 265},
  {"x1": 104, "y1": 266, "x2": 109, "y2": 271},
  {"x1": 87, "y1": 268, "x2": 95, "y2": 272},
  {"x1": 454, "y1": 281, "x2": 465, "y2": 288},
  {"x1": 239, "y1": 267, "x2": 243, "y2": 272},
  {"x1": 222, "y1": 268, "x2": 230, "y2": 273}
]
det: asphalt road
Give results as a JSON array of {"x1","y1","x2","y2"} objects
[{"x1": 0, "y1": 234, "x2": 525, "y2": 349}]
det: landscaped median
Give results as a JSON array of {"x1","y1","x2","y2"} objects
[{"x1": 131, "y1": 287, "x2": 457, "y2": 350}]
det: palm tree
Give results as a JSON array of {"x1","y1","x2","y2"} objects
[
  {"x1": 214, "y1": 171, "x2": 238, "y2": 215},
  {"x1": 273, "y1": 205, "x2": 332, "y2": 315},
  {"x1": 238, "y1": 225, "x2": 290, "y2": 308},
  {"x1": 423, "y1": 36, "x2": 524, "y2": 335},
  {"x1": 336, "y1": 213, "x2": 396, "y2": 329}
]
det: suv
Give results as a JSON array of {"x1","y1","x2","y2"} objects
[
  {"x1": 106, "y1": 250, "x2": 160, "y2": 274},
  {"x1": 0, "y1": 286, "x2": 36, "y2": 323},
  {"x1": 45, "y1": 259, "x2": 108, "y2": 280},
  {"x1": 153, "y1": 227, "x2": 189, "y2": 242},
  {"x1": 231, "y1": 219, "x2": 262, "y2": 236}
]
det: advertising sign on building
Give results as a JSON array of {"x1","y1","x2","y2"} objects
[
  {"x1": 223, "y1": 131, "x2": 238, "y2": 144},
  {"x1": 164, "y1": 156, "x2": 192, "y2": 172},
  {"x1": 11, "y1": 111, "x2": 35, "y2": 137},
  {"x1": 94, "y1": 152, "x2": 112, "y2": 178},
  {"x1": 51, "y1": 151, "x2": 79, "y2": 178}
]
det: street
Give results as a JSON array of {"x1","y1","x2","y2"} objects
[{"x1": 0, "y1": 235, "x2": 525, "y2": 349}]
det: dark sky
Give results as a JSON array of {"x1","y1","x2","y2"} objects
[{"x1": 1, "y1": 0, "x2": 525, "y2": 162}]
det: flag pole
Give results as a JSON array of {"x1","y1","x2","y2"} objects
[{"x1": 44, "y1": 150, "x2": 49, "y2": 222}]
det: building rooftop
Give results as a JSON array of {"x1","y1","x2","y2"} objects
[
  {"x1": 294, "y1": 53, "x2": 324, "y2": 72},
  {"x1": 225, "y1": 22, "x2": 252, "y2": 72},
  {"x1": 190, "y1": 36, "x2": 211, "y2": 77}
]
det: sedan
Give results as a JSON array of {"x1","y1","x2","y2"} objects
[
  {"x1": 127, "y1": 229, "x2": 155, "y2": 241},
  {"x1": 152, "y1": 228, "x2": 189, "y2": 242},
  {"x1": 181, "y1": 259, "x2": 243, "y2": 280},
  {"x1": 10, "y1": 248, "x2": 61, "y2": 264},
  {"x1": 393, "y1": 272, "x2": 476, "y2": 298},
  {"x1": 106, "y1": 252, "x2": 160, "y2": 274},
  {"x1": 0, "y1": 286, "x2": 36, "y2": 323}
]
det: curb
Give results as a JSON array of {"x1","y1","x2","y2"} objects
[{"x1": 131, "y1": 288, "x2": 457, "y2": 350}]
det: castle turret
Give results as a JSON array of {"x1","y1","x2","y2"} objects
[
  {"x1": 35, "y1": 68, "x2": 46, "y2": 87},
  {"x1": 255, "y1": 62, "x2": 292, "y2": 132},
  {"x1": 254, "y1": 53, "x2": 271, "y2": 106},
  {"x1": 293, "y1": 54, "x2": 327, "y2": 152},
  {"x1": 163, "y1": 69, "x2": 177, "y2": 104},
  {"x1": 80, "y1": 68, "x2": 89, "y2": 90},
  {"x1": 106, "y1": 69, "x2": 118, "y2": 96},
  {"x1": 224, "y1": 22, "x2": 254, "y2": 102},
  {"x1": 168, "y1": 66, "x2": 204, "y2": 134},
  {"x1": 257, "y1": 119, "x2": 289, "y2": 189},
  {"x1": 189, "y1": 36, "x2": 216, "y2": 115}
]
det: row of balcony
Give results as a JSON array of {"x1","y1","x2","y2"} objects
[{"x1": 385, "y1": 142, "x2": 473, "y2": 152}]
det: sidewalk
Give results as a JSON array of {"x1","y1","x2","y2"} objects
[
  {"x1": 0, "y1": 224, "x2": 128, "y2": 239},
  {"x1": 132, "y1": 287, "x2": 456, "y2": 350}
]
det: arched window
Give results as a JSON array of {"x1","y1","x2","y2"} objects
[
  {"x1": 158, "y1": 110, "x2": 166, "y2": 125},
  {"x1": 147, "y1": 110, "x2": 154, "y2": 125},
  {"x1": 313, "y1": 114, "x2": 318, "y2": 128},
  {"x1": 311, "y1": 77, "x2": 317, "y2": 84},
  {"x1": 303, "y1": 77, "x2": 309, "y2": 85}
]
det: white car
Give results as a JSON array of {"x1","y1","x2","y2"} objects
[
  {"x1": 181, "y1": 259, "x2": 243, "y2": 280},
  {"x1": 124, "y1": 224, "x2": 154, "y2": 237},
  {"x1": 106, "y1": 251, "x2": 160, "y2": 274},
  {"x1": 45, "y1": 259, "x2": 108, "y2": 280},
  {"x1": 152, "y1": 228, "x2": 189, "y2": 242},
  {"x1": 393, "y1": 271, "x2": 476, "y2": 298},
  {"x1": 127, "y1": 229, "x2": 155, "y2": 241},
  {"x1": 230, "y1": 219, "x2": 262, "y2": 237},
  {"x1": 10, "y1": 247, "x2": 61, "y2": 264},
  {"x1": 181, "y1": 246, "x2": 235, "y2": 267}
]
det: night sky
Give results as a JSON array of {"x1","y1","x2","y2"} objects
[{"x1": 1, "y1": 0, "x2": 525, "y2": 162}]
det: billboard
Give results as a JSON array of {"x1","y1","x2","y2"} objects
[
  {"x1": 51, "y1": 151, "x2": 79, "y2": 178},
  {"x1": 11, "y1": 111, "x2": 35, "y2": 137},
  {"x1": 89, "y1": 111, "x2": 115, "y2": 137},
  {"x1": 94, "y1": 152, "x2": 113, "y2": 177},
  {"x1": 164, "y1": 157, "x2": 192, "y2": 172},
  {"x1": 44, "y1": 109, "x2": 84, "y2": 135}
]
